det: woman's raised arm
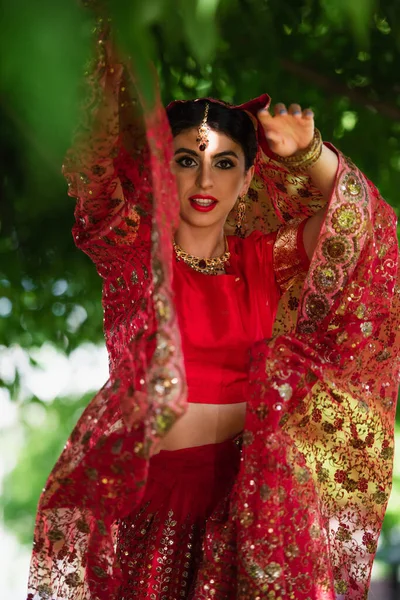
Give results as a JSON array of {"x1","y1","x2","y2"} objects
[
  {"x1": 302, "y1": 144, "x2": 338, "y2": 258},
  {"x1": 257, "y1": 102, "x2": 341, "y2": 260},
  {"x1": 63, "y1": 20, "x2": 152, "y2": 274}
]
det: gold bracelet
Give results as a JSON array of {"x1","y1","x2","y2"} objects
[{"x1": 272, "y1": 129, "x2": 323, "y2": 173}]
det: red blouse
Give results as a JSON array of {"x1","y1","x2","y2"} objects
[{"x1": 173, "y1": 228, "x2": 309, "y2": 405}]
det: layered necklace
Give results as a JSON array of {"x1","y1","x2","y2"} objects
[{"x1": 173, "y1": 237, "x2": 231, "y2": 276}]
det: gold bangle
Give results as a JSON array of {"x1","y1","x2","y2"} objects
[{"x1": 272, "y1": 128, "x2": 323, "y2": 173}]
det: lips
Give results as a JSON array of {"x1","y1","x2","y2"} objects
[{"x1": 189, "y1": 195, "x2": 218, "y2": 213}]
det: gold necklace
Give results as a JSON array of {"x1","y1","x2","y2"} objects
[{"x1": 173, "y1": 236, "x2": 231, "y2": 275}]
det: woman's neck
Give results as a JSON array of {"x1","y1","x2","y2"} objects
[{"x1": 174, "y1": 222, "x2": 226, "y2": 258}]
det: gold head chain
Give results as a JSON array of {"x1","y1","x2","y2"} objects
[{"x1": 196, "y1": 102, "x2": 210, "y2": 151}]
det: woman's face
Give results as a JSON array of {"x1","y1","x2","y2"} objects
[{"x1": 171, "y1": 127, "x2": 254, "y2": 230}]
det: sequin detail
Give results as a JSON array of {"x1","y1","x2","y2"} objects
[{"x1": 117, "y1": 508, "x2": 199, "y2": 600}]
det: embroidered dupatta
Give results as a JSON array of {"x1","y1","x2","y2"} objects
[{"x1": 27, "y1": 15, "x2": 399, "y2": 600}]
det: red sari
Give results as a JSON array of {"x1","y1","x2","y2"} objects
[
  {"x1": 27, "y1": 16, "x2": 399, "y2": 600},
  {"x1": 116, "y1": 229, "x2": 308, "y2": 599}
]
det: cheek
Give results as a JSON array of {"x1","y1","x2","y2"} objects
[
  {"x1": 173, "y1": 170, "x2": 192, "y2": 199},
  {"x1": 225, "y1": 171, "x2": 246, "y2": 194}
]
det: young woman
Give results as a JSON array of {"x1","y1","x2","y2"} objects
[{"x1": 27, "y1": 19, "x2": 399, "y2": 600}]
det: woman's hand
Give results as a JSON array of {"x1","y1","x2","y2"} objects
[
  {"x1": 257, "y1": 103, "x2": 315, "y2": 157},
  {"x1": 258, "y1": 103, "x2": 340, "y2": 260}
]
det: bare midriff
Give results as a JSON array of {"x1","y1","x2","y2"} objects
[{"x1": 155, "y1": 402, "x2": 246, "y2": 452}]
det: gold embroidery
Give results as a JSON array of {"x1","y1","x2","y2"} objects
[{"x1": 273, "y1": 217, "x2": 308, "y2": 293}]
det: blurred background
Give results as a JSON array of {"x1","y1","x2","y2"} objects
[{"x1": 0, "y1": 0, "x2": 399, "y2": 597}]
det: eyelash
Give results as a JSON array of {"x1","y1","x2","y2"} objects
[{"x1": 175, "y1": 156, "x2": 235, "y2": 170}]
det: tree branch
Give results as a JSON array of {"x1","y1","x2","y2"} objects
[{"x1": 280, "y1": 58, "x2": 400, "y2": 121}]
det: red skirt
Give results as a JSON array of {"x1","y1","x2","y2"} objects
[{"x1": 116, "y1": 438, "x2": 241, "y2": 599}]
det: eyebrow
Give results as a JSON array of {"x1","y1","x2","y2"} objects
[{"x1": 174, "y1": 147, "x2": 239, "y2": 159}]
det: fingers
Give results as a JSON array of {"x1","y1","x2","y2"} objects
[
  {"x1": 274, "y1": 103, "x2": 287, "y2": 116},
  {"x1": 289, "y1": 103, "x2": 302, "y2": 116},
  {"x1": 302, "y1": 108, "x2": 314, "y2": 120},
  {"x1": 271, "y1": 102, "x2": 314, "y2": 118},
  {"x1": 257, "y1": 106, "x2": 273, "y2": 122}
]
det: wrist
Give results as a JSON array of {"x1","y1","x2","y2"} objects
[
  {"x1": 292, "y1": 133, "x2": 314, "y2": 156},
  {"x1": 304, "y1": 140, "x2": 327, "y2": 173},
  {"x1": 272, "y1": 129, "x2": 323, "y2": 173}
]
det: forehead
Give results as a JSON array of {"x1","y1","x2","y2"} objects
[{"x1": 173, "y1": 127, "x2": 244, "y2": 156}]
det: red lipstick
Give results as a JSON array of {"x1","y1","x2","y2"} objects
[{"x1": 189, "y1": 195, "x2": 218, "y2": 213}]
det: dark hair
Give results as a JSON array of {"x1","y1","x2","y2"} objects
[{"x1": 166, "y1": 99, "x2": 258, "y2": 171}]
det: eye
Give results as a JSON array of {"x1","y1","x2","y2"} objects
[
  {"x1": 216, "y1": 159, "x2": 234, "y2": 170},
  {"x1": 176, "y1": 156, "x2": 197, "y2": 168}
]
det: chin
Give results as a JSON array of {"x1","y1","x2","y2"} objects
[
  {"x1": 179, "y1": 207, "x2": 207, "y2": 222},
  {"x1": 187, "y1": 217, "x2": 219, "y2": 228},
  {"x1": 181, "y1": 204, "x2": 233, "y2": 227}
]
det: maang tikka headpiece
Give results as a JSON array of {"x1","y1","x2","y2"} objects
[{"x1": 196, "y1": 102, "x2": 210, "y2": 151}]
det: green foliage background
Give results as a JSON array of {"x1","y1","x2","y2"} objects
[{"x1": 0, "y1": 0, "x2": 399, "y2": 566}]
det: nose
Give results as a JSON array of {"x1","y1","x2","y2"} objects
[{"x1": 196, "y1": 161, "x2": 213, "y2": 190}]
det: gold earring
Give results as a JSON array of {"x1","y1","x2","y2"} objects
[{"x1": 235, "y1": 195, "x2": 246, "y2": 236}]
